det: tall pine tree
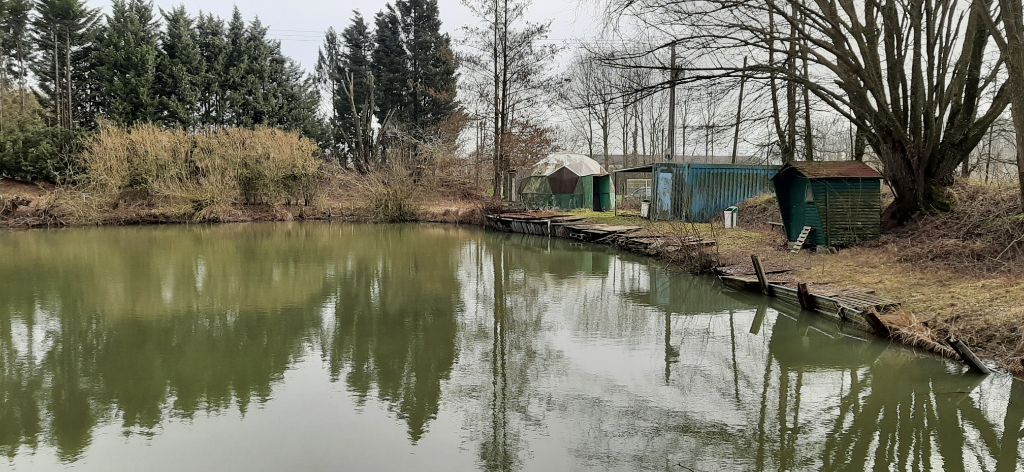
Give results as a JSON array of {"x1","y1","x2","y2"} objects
[
  {"x1": 315, "y1": 27, "x2": 343, "y2": 154},
  {"x1": 155, "y1": 6, "x2": 202, "y2": 129},
  {"x1": 194, "y1": 13, "x2": 227, "y2": 127},
  {"x1": 30, "y1": 0, "x2": 100, "y2": 127},
  {"x1": 1, "y1": 0, "x2": 32, "y2": 99},
  {"x1": 371, "y1": 5, "x2": 406, "y2": 126},
  {"x1": 92, "y1": 0, "x2": 159, "y2": 125},
  {"x1": 395, "y1": 0, "x2": 457, "y2": 133}
]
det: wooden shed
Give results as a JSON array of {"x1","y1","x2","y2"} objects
[{"x1": 772, "y1": 161, "x2": 884, "y2": 247}]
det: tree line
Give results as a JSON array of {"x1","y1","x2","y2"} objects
[
  {"x1": 315, "y1": 0, "x2": 458, "y2": 172},
  {"x1": 0, "y1": 0, "x2": 460, "y2": 182}
]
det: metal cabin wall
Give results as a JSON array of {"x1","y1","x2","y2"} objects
[
  {"x1": 812, "y1": 179, "x2": 882, "y2": 246},
  {"x1": 652, "y1": 163, "x2": 778, "y2": 222},
  {"x1": 684, "y1": 165, "x2": 779, "y2": 222}
]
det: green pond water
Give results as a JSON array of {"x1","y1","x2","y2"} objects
[{"x1": 0, "y1": 223, "x2": 1022, "y2": 471}]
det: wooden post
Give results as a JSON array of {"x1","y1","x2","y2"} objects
[
  {"x1": 796, "y1": 283, "x2": 814, "y2": 310},
  {"x1": 946, "y1": 336, "x2": 992, "y2": 375},
  {"x1": 862, "y1": 309, "x2": 892, "y2": 338},
  {"x1": 751, "y1": 255, "x2": 770, "y2": 295}
]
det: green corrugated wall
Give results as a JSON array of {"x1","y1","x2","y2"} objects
[{"x1": 774, "y1": 173, "x2": 881, "y2": 247}]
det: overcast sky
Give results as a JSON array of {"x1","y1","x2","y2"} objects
[{"x1": 85, "y1": 0, "x2": 604, "y2": 73}]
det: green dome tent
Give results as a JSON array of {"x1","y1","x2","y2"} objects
[{"x1": 519, "y1": 153, "x2": 615, "y2": 211}]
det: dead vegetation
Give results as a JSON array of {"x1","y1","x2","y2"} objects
[{"x1": 883, "y1": 180, "x2": 1024, "y2": 274}]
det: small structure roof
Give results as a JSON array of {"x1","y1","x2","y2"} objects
[
  {"x1": 530, "y1": 152, "x2": 608, "y2": 177},
  {"x1": 775, "y1": 161, "x2": 883, "y2": 180}
]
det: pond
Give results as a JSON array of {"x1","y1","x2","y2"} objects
[{"x1": 0, "y1": 223, "x2": 1022, "y2": 471}]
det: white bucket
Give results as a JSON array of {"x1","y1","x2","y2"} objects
[{"x1": 640, "y1": 201, "x2": 651, "y2": 219}]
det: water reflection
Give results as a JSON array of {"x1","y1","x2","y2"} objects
[{"x1": 0, "y1": 223, "x2": 1021, "y2": 471}]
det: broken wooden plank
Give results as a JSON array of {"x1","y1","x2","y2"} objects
[
  {"x1": 751, "y1": 255, "x2": 770, "y2": 295},
  {"x1": 946, "y1": 337, "x2": 992, "y2": 375}
]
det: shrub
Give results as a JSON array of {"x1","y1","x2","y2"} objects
[
  {"x1": 0, "y1": 91, "x2": 84, "y2": 183},
  {"x1": 348, "y1": 166, "x2": 417, "y2": 223},
  {"x1": 81, "y1": 124, "x2": 324, "y2": 216}
]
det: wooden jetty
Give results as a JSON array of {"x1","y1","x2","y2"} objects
[
  {"x1": 485, "y1": 211, "x2": 716, "y2": 253},
  {"x1": 717, "y1": 256, "x2": 901, "y2": 333}
]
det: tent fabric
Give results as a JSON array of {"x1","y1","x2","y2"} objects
[{"x1": 529, "y1": 153, "x2": 608, "y2": 178}]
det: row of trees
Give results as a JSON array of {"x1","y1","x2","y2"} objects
[
  {"x1": 315, "y1": 0, "x2": 459, "y2": 172},
  {"x1": 0, "y1": 0, "x2": 324, "y2": 181},
  {"x1": 10, "y1": 0, "x2": 320, "y2": 132}
]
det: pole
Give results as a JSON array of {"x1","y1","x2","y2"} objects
[
  {"x1": 731, "y1": 57, "x2": 748, "y2": 164},
  {"x1": 667, "y1": 43, "x2": 677, "y2": 161}
]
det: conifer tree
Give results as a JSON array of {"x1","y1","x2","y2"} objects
[
  {"x1": 223, "y1": 7, "x2": 247, "y2": 126},
  {"x1": 395, "y1": 0, "x2": 457, "y2": 132},
  {"x1": 155, "y1": 6, "x2": 202, "y2": 129},
  {"x1": 316, "y1": 27, "x2": 343, "y2": 153},
  {"x1": 194, "y1": 13, "x2": 227, "y2": 127},
  {"x1": 371, "y1": 5, "x2": 406, "y2": 125},
  {"x1": 30, "y1": 0, "x2": 100, "y2": 127},
  {"x1": 336, "y1": 13, "x2": 373, "y2": 162},
  {"x1": 92, "y1": 0, "x2": 159, "y2": 125},
  {"x1": 1, "y1": 0, "x2": 32, "y2": 99}
]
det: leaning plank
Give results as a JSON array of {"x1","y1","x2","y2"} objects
[
  {"x1": 946, "y1": 337, "x2": 992, "y2": 375},
  {"x1": 751, "y1": 255, "x2": 770, "y2": 295}
]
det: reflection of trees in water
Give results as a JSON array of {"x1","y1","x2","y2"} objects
[
  {"x1": 321, "y1": 225, "x2": 462, "y2": 442},
  {"x1": 1, "y1": 224, "x2": 1022, "y2": 470},
  {"x1": 0, "y1": 223, "x2": 467, "y2": 460}
]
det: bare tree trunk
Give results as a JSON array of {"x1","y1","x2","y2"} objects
[
  {"x1": 731, "y1": 57, "x2": 748, "y2": 164},
  {"x1": 66, "y1": 30, "x2": 73, "y2": 129}
]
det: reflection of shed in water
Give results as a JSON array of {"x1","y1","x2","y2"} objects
[
  {"x1": 616, "y1": 262, "x2": 752, "y2": 314},
  {"x1": 768, "y1": 311, "x2": 887, "y2": 370},
  {"x1": 491, "y1": 232, "x2": 611, "y2": 279}
]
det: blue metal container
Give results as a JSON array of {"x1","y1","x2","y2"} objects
[{"x1": 650, "y1": 163, "x2": 780, "y2": 222}]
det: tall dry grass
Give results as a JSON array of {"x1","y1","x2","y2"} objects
[
  {"x1": 343, "y1": 165, "x2": 418, "y2": 223},
  {"x1": 80, "y1": 124, "x2": 324, "y2": 220}
]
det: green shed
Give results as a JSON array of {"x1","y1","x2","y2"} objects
[
  {"x1": 772, "y1": 161, "x2": 884, "y2": 247},
  {"x1": 519, "y1": 153, "x2": 615, "y2": 211}
]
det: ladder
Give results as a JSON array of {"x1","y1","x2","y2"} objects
[{"x1": 790, "y1": 226, "x2": 813, "y2": 252}]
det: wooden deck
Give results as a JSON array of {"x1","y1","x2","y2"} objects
[{"x1": 485, "y1": 211, "x2": 716, "y2": 253}]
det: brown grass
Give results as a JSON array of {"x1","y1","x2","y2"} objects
[{"x1": 79, "y1": 124, "x2": 325, "y2": 222}]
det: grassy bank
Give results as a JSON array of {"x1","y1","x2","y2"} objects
[
  {"x1": 0, "y1": 125, "x2": 490, "y2": 229},
  {"x1": 576, "y1": 182, "x2": 1024, "y2": 376}
]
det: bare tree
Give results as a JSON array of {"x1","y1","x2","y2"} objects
[
  {"x1": 601, "y1": 0, "x2": 1010, "y2": 226},
  {"x1": 463, "y1": 0, "x2": 559, "y2": 198}
]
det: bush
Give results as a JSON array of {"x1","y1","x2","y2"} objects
[
  {"x1": 0, "y1": 91, "x2": 84, "y2": 183},
  {"x1": 347, "y1": 166, "x2": 417, "y2": 223},
  {"x1": 81, "y1": 124, "x2": 324, "y2": 217}
]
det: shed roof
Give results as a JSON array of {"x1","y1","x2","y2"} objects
[
  {"x1": 775, "y1": 161, "x2": 883, "y2": 180},
  {"x1": 530, "y1": 152, "x2": 607, "y2": 177}
]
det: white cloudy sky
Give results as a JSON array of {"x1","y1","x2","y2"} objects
[{"x1": 85, "y1": 0, "x2": 605, "y2": 73}]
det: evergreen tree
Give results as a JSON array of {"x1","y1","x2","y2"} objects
[
  {"x1": 194, "y1": 13, "x2": 227, "y2": 127},
  {"x1": 0, "y1": 0, "x2": 32, "y2": 97},
  {"x1": 315, "y1": 27, "x2": 343, "y2": 153},
  {"x1": 223, "y1": 7, "x2": 247, "y2": 126},
  {"x1": 92, "y1": 0, "x2": 159, "y2": 125},
  {"x1": 238, "y1": 17, "x2": 274, "y2": 125},
  {"x1": 371, "y1": 5, "x2": 406, "y2": 125},
  {"x1": 155, "y1": 6, "x2": 202, "y2": 129},
  {"x1": 30, "y1": 0, "x2": 100, "y2": 127},
  {"x1": 334, "y1": 13, "x2": 373, "y2": 163},
  {"x1": 395, "y1": 0, "x2": 457, "y2": 132}
]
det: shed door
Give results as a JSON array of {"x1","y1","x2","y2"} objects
[{"x1": 655, "y1": 170, "x2": 673, "y2": 220}]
